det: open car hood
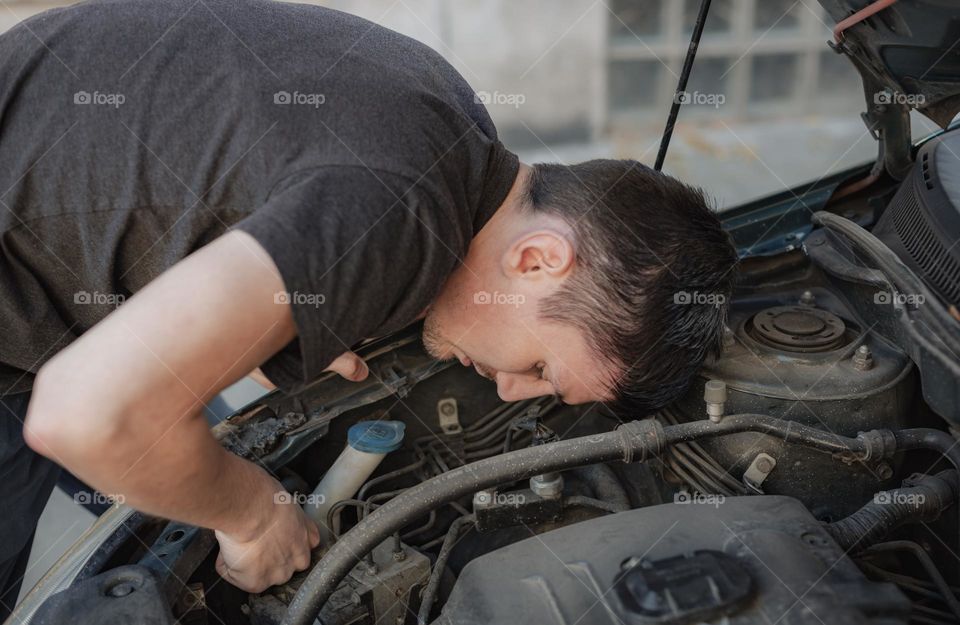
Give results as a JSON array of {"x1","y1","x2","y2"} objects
[{"x1": 820, "y1": 0, "x2": 960, "y2": 128}]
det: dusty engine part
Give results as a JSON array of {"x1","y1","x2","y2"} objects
[
  {"x1": 472, "y1": 488, "x2": 563, "y2": 532},
  {"x1": 435, "y1": 497, "x2": 911, "y2": 625},
  {"x1": 746, "y1": 305, "x2": 848, "y2": 352},
  {"x1": 248, "y1": 538, "x2": 429, "y2": 625},
  {"x1": 670, "y1": 299, "x2": 916, "y2": 519}
]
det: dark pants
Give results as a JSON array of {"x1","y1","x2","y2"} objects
[{"x1": 0, "y1": 392, "x2": 60, "y2": 619}]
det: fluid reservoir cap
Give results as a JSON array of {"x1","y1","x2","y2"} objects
[{"x1": 348, "y1": 420, "x2": 406, "y2": 454}]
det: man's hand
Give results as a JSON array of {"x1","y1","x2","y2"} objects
[
  {"x1": 249, "y1": 350, "x2": 367, "y2": 390},
  {"x1": 215, "y1": 475, "x2": 320, "y2": 592}
]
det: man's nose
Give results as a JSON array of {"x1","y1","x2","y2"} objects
[
  {"x1": 494, "y1": 371, "x2": 553, "y2": 402},
  {"x1": 494, "y1": 373, "x2": 524, "y2": 401}
]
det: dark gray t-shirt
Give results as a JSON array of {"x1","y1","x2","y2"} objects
[{"x1": 0, "y1": 0, "x2": 518, "y2": 395}]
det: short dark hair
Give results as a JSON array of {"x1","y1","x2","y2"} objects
[{"x1": 526, "y1": 159, "x2": 738, "y2": 418}]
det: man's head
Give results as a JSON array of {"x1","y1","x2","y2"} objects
[{"x1": 423, "y1": 159, "x2": 737, "y2": 417}]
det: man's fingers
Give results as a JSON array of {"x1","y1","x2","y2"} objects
[
  {"x1": 216, "y1": 559, "x2": 270, "y2": 593},
  {"x1": 293, "y1": 550, "x2": 312, "y2": 572},
  {"x1": 215, "y1": 554, "x2": 245, "y2": 590},
  {"x1": 324, "y1": 351, "x2": 368, "y2": 382},
  {"x1": 213, "y1": 496, "x2": 319, "y2": 593}
]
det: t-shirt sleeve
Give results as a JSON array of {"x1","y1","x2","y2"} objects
[{"x1": 232, "y1": 166, "x2": 465, "y2": 393}]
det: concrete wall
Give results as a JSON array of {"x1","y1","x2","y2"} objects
[{"x1": 303, "y1": 0, "x2": 607, "y2": 146}]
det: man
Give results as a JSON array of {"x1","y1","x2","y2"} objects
[{"x1": 0, "y1": 0, "x2": 737, "y2": 613}]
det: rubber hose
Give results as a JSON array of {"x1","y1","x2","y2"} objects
[
  {"x1": 826, "y1": 471, "x2": 957, "y2": 551},
  {"x1": 569, "y1": 464, "x2": 631, "y2": 509},
  {"x1": 893, "y1": 429, "x2": 960, "y2": 475},
  {"x1": 417, "y1": 515, "x2": 474, "y2": 625}
]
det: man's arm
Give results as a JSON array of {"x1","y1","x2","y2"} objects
[{"x1": 23, "y1": 230, "x2": 361, "y2": 591}]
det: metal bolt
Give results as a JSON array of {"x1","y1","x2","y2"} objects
[
  {"x1": 876, "y1": 463, "x2": 894, "y2": 480},
  {"x1": 530, "y1": 473, "x2": 563, "y2": 499},
  {"x1": 107, "y1": 582, "x2": 136, "y2": 598},
  {"x1": 852, "y1": 345, "x2": 874, "y2": 371},
  {"x1": 756, "y1": 456, "x2": 774, "y2": 473},
  {"x1": 799, "y1": 290, "x2": 816, "y2": 306}
]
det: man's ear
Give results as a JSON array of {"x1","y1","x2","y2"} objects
[{"x1": 502, "y1": 230, "x2": 574, "y2": 281}]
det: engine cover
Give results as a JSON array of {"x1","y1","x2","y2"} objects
[{"x1": 436, "y1": 497, "x2": 909, "y2": 625}]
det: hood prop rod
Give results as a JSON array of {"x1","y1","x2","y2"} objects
[{"x1": 653, "y1": 0, "x2": 712, "y2": 171}]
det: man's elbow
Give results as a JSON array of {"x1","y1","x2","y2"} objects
[{"x1": 23, "y1": 360, "x2": 120, "y2": 463}]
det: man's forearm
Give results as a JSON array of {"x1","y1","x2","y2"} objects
[{"x1": 31, "y1": 401, "x2": 280, "y2": 539}]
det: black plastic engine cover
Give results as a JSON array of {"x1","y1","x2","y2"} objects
[
  {"x1": 874, "y1": 131, "x2": 960, "y2": 307},
  {"x1": 32, "y1": 565, "x2": 174, "y2": 625},
  {"x1": 614, "y1": 550, "x2": 752, "y2": 623},
  {"x1": 435, "y1": 496, "x2": 909, "y2": 625}
]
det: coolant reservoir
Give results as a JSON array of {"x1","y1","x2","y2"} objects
[{"x1": 305, "y1": 420, "x2": 405, "y2": 544}]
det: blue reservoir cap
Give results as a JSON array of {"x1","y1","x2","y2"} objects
[{"x1": 348, "y1": 420, "x2": 406, "y2": 454}]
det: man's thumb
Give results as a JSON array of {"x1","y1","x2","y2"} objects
[{"x1": 324, "y1": 351, "x2": 368, "y2": 382}]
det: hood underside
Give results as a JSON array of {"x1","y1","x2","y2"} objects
[{"x1": 820, "y1": 0, "x2": 960, "y2": 128}]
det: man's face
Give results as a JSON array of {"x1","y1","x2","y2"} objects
[
  {"x1": 422, "y1": 163, "x2": 619, "y2": 405},
  {"x1": 423, "y1": 260, "x2": 618, "y2": 406}
]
